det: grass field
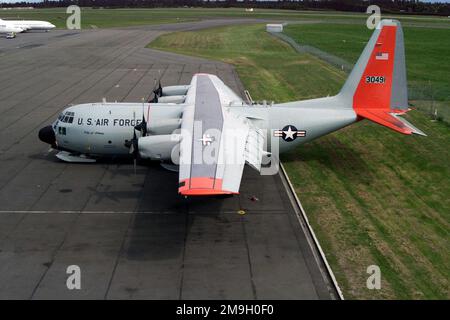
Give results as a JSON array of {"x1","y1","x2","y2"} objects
[
  {"x1": 283, "y1": 23, "x2": 450, "y2": 111},
  {"x1": 0, "y1": 7, "x2": 200, "y2": 28},
  {"x1": 1, "y1": 7, "x2": 449, "y2": 29},
  {"x1": 149, "y1": 23, "x2": 450, "y2": 299}
]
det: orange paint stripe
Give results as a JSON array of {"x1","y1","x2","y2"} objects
[
  {"x1": 353, "y1": 25, "x2": 397, "y2": 112},
  {"x1": 178, "y1": 177, "x2": 237, "y2": 196}
]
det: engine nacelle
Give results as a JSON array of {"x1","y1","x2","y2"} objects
[
  {"x1": 138, "y1": 134, "x2": 181, "y2": 161},
  {"x1": 162, "y1": 85, "x2": 190, "y2": 96},
  {"x1": 148, "y1": 118, "x2": 181, "y2": 135},
  {"x1": 157, "y1": 95, "x2": 186, "y2": 104}
]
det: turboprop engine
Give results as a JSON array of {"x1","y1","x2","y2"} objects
[
  {"x1": 147, "y1": 118, "x2": 182, "y2": 135},
  {"x1": 138, "y1": 134, "x2": 181, "y2": 161},
  {"x1": 161, "y1": 85, "x2": 190, "y2": 96},
  {"x1": 157, "y1": 95, "x2": 186, "y2": 104},
  {"x1": 150, "y1": 83, "x2": 190, "y2": 103}
]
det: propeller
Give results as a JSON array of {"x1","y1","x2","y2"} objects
[
  {"x1": 124, "y1": 112, "x2": 139, "y2": 174},
  {"x1": 147, "y1": 78, "x2": 162, "y2": 103},
  {"x1": 155, "y1": 80, "x2": 163, "y2": 97},
  {"x1": 152, "y1": 78, "x2": 163, "y2": 98},
  {"x1": 148, "y1": 93, "x2": 158, "y2": 103},
  {"x1": 134, "y1": 99, "x2": 148, "y2": 137}
]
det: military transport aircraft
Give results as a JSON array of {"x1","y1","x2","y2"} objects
[{"x1": 39, "y1": 20, "x2": 425, "y2": 196}]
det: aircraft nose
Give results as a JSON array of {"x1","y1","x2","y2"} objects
[{"x1": 38, "y1": 126, "x2": 56, "y2": 147}]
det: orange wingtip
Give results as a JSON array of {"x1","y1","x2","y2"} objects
[
  {"x1": 180, "y1": 189, "x2": 237, "y2": 196},
  {"x1": 178, "y1": 177, "x2": 238, "y2": 196}
]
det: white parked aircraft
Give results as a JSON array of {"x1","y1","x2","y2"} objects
[
  {"x1": 0, "y1": 19, "x2": 24, "y2": 35},
  {"x1": 39, "y1": 20, "x2": 425, "y2": 196},
  {"x1": 0, "y1": 19, "x2": 55, "y2": 31}
]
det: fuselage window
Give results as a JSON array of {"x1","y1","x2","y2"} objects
[{"x1": 58, "y1": 127, "x2": 67, "y2": 135}]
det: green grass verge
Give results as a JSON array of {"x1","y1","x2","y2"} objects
[
  {"x1": 1, "y1": 7, "x2": 450, "y2": 29},
  {"x1": 0, "y1": 8, "x2": 200, "y2": 28},
  {"x1": 150, "y1": 24, "x2": 345, "y2": 101},
  {"x1": 148, "y1": 23, "x2": 450, "y2": 299},
  {"x1": 284, "y1": 23, "x2": 450, "y2": 102}
]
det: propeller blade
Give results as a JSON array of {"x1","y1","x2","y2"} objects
[
  {"x1": 140, "y1": 123, "x2": 147, "y2": 137},
  {"x1": 141, "y1": 105, "x2": 146, "y2": 132},
  {"x1": 129, "y1": 144, "x2": 134, "y2": 154},
  {"x1": 134, "y1": 123, "x2": 142, "y2": 131},
  {"x1": 153, "y1": 81, "x2": 163, "y2": 97},
  {"x1": 125, "y1": 112, "x2": 140, "y2": 173},
  {"x1": 127, "y1": 130, "x2": 138, "y2": 154},
  {"x1": 149, "y1": 94, "x2": 158, "y2": 103},
  {"x1": 134, "y1": 120, "x2": 147, "y2": 136},
  {"x1": 135, "y1": 102, "x2": 148, "y2": 137}
]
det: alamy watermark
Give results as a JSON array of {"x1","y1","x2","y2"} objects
[
  {"x1": 366, "y1": 5, "x2": 381, "y2": 30},
  {"x1": 66, "y1": 265, "x2": 81, "y2": 290},
  {"x1": 366, "y1": 265, "x2": 381, "y2": 290},
  {"x1": 66, "y1": 5, "x2": 81, "y2": 30},
  {"x1": 167, "y1": 122, "x2": 281, "y2": 176}
]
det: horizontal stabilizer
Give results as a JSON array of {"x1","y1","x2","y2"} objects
[
  {"x1": 357, "y1": 109, "x2": 426, "y2": 136},
  {"x1": 391, "y1": 113, "x2": 426, "y2": 136}
]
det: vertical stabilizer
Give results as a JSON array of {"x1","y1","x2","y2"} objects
[{"x1": 338, "y1": 20, "x2": 425, "y2": 136}]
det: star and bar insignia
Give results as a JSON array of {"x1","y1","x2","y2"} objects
[{"x1": 274, "y1": 125, "x2": 306, "y2": 142}]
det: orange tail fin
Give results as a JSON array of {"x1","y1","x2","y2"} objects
[{"x1": 340, "y1": 20, "x2": 425, "y2": 136}]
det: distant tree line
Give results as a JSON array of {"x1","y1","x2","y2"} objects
[{"x1": 2, "y1": 0, "x2": 449, "y2": 16}]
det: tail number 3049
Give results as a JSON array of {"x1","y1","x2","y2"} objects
[{"x1": 366, "y1": 76, "x2": 386, "y2": 84}]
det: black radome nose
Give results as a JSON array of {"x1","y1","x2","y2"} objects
[{"x1": 38, "y1": 126, "x2": 56, "y2": 147}]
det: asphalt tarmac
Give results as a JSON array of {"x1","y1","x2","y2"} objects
[{"x1": 0, "y1": 19, "x2": 338, "y2": 299}]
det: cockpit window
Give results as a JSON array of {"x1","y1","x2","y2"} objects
[{"x1": 60, "y1": 111, "x2": 74, "y2": 123}]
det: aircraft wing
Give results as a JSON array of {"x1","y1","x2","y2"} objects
[{"x1": 178, "y1": 74, "x2": 263, "y2": 196}]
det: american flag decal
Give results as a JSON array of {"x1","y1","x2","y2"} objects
[{"x1": 375, "y1": 52, "x2": 389, "y2": 60}]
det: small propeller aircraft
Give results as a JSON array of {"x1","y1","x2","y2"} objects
[{"x1": 39, "y1": 20, "x2": 425, "y2": 196}]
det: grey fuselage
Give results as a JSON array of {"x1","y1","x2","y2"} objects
[{"x1": 48, "y1": 94, "x2": 357, "y2": 158}]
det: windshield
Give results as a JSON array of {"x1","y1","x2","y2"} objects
[{"x1": 59, "y1": 111, "x2": 74, "y2": 124}]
